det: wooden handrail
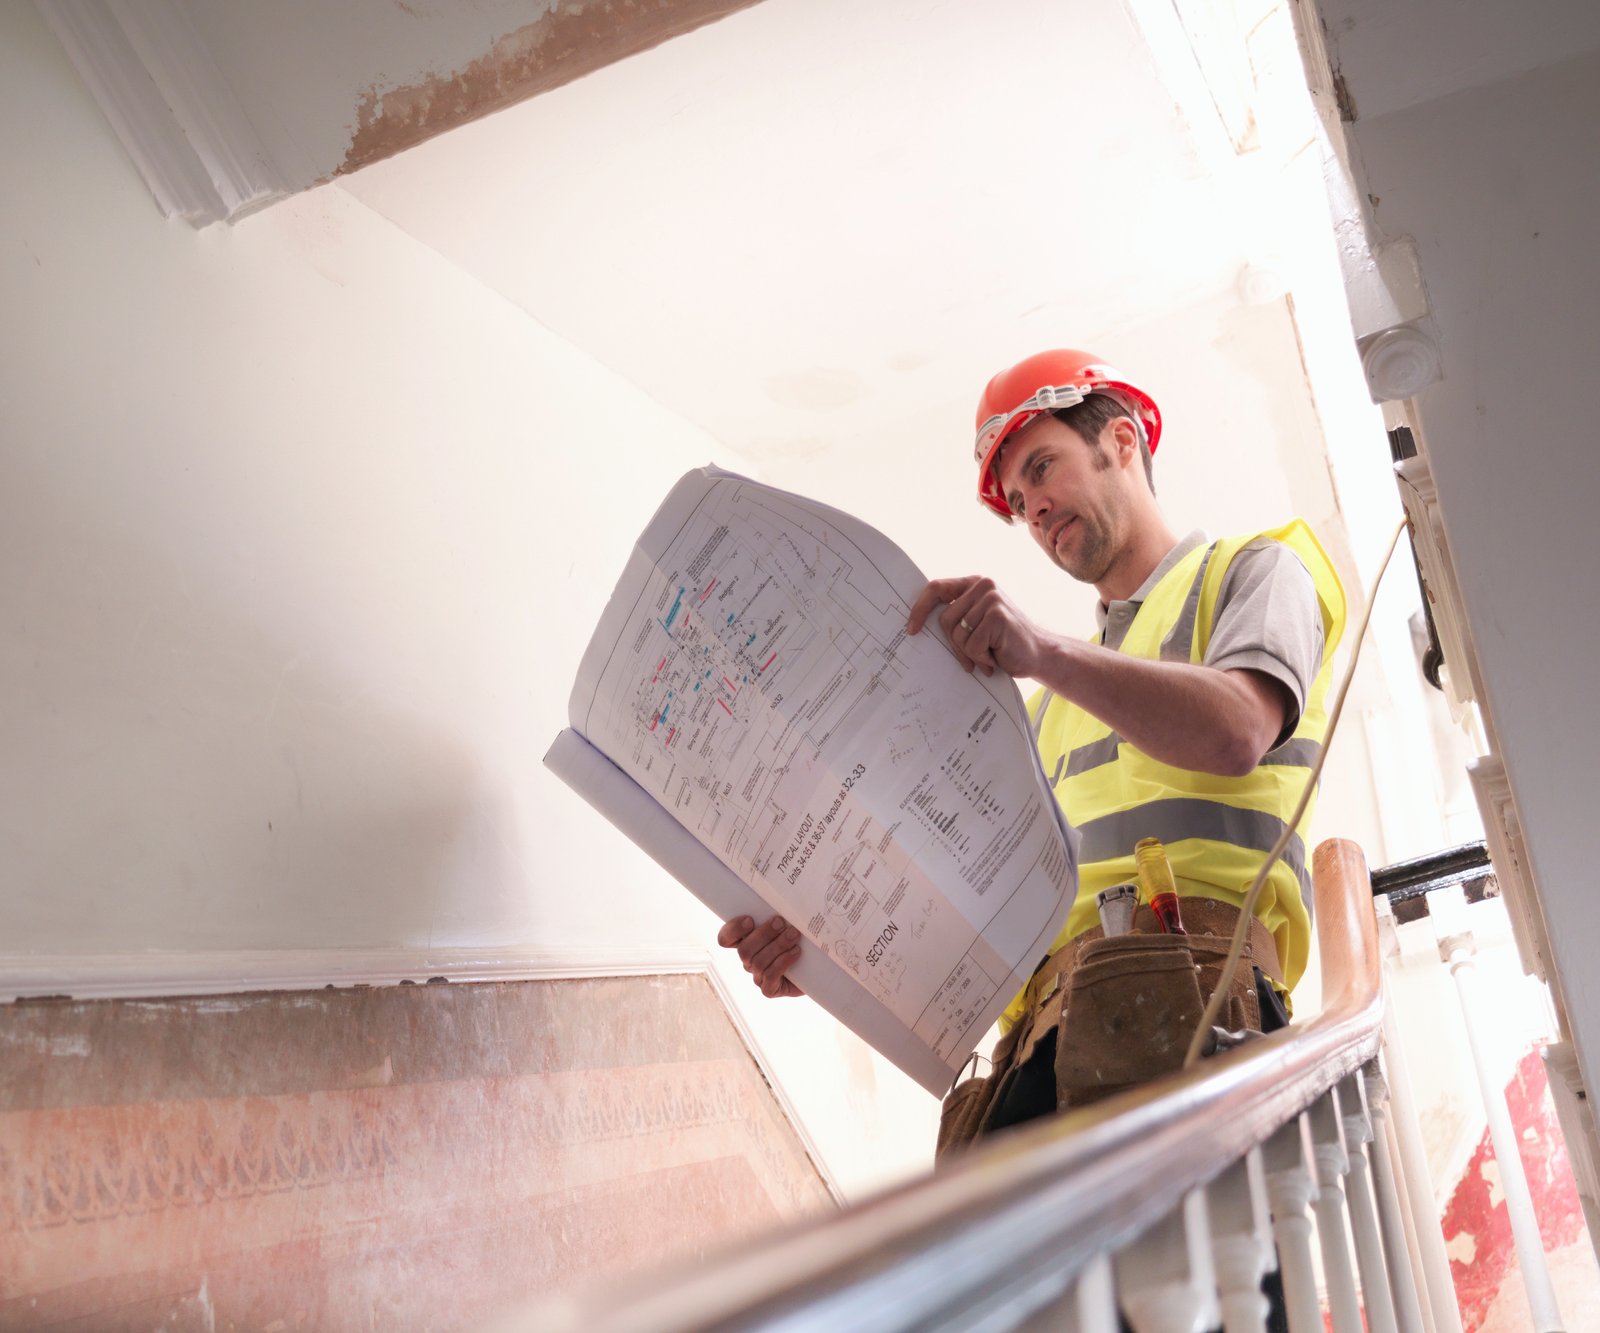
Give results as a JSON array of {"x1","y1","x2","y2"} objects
[
  {"x1": 516, "y1": 839, "x2": 1384, "y2": 1333},
  {"x1": 1313, "y1": 837, "x2": 1383, "y2": 1018}
]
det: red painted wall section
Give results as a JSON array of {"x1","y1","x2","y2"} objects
[
  {"x1": 1441, "y1": 1048, "x2": 1587, "y2": 1331},
  {"x1": 0, "y1": 976, "x2": 833, "y2": 1330}
]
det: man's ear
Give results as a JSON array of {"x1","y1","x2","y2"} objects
[{"x1": 1109, "y1": 416, "x2": 1142, "y2": 469}]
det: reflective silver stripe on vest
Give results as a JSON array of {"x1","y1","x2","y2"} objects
[
  {"x1": 1260, "y1": 737, "x2": 1323, "y2": 769},
  {"x1": 1074, "y1": 798, "x2": 1311, "y2": 904},
  {"x1": 1030, "y1": 689, "x2": 1056, "y2": 744},
  {"x1": 1065, "y1": 732, "x2": 1122, "y2": 779},
  {"x1": 1063, "y1": 733, "x2": 1321, "y2": 784},
  {"x1": 1159, "y1": 543, "x2": 1217, "y2": 663}
]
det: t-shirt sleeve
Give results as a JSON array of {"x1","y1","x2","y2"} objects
[{"x1": 1204, "y1": 538, "x2": 1324, "y2": 748}]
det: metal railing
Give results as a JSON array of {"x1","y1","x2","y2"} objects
[{"x1": 511, "y1": 840, "x2": 1448, "y2": 1332}]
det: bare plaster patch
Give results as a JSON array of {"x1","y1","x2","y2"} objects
[
  {"x1": 737, "y1": 436, "x2": 834, "y2": 464},
  {"x1": 1446, "y1": 1229, "x2": 1478, "y2": 1266},
  {"x1": 762, "y1": 368, "x2": 868, "y2": 412},
  {"x1": 339, "y1": 0, "x2": 762, "y2": 177}
]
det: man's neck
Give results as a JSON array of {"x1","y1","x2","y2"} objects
[{"x1": 1094, "y1": 508, "x2": 1181, "y2": 604}]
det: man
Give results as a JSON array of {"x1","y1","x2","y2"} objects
[{"x1": 719, "y1": 348, "x2": 1344, "y2": 1128}]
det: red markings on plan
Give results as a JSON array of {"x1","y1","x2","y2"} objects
[
  {"x1": 760, "y1": 652, "x2": 778, "y2": 673},
  {"x1": 651, "y1": 657, "x2": 666, "y2": 684},
  {"x1": 718, "y1": 698, "x2": 733, "y2": 716},
  {"x1": 722, "y1": 676, "x2": 738, "y2": 694},
  {"x1": 699, "y1": 579, "x2": 717, "y2": 603}
]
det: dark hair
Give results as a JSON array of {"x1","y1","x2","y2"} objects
[{"x1": 1051, "y1": 394, "x2": 1155, "y2": 493}]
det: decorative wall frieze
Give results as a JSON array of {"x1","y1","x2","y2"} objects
[
  {"x1": 0, "y1": 976, "x2": 835, "y2": 1322},
  {"x1": 0, "y1": 946, "x2": 843, "y2": 1201}
]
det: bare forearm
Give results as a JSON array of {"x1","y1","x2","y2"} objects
[
  {"x1": 1033, "y1": 636, "x2": 1283, "y2": 777},
  {"x1": 904, "y1": 574, "x2": 1287, "y2": 776}
]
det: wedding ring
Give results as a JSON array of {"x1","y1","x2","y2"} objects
[{"x1": 958, "y1": 618, "x2": 973, "y2": 632}]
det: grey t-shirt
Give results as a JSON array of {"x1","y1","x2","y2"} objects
[{"x1": 1096, "y1": 531, "x2": 1324, "y2": 748}]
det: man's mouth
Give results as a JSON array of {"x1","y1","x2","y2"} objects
[{"x1": 1050, "y1": 516, "x2": 1077, "y2": 549}]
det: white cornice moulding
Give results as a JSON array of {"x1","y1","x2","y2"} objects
[
  {"x1": 1468, "y1": 754, "x2": 1554, "y2": 986},
  {"x1": 1394, "y1": 453, "x2": 1482, "y2": 720},
  {"x1": 36, "y1": 0, "x2": 289, "y2": 226},
  {"x1": 0, "y1": 943, "x2": 712, "y2": 1002},
  {"x1": 37, "y1": 0, "x2": 223, "y2": 222}
]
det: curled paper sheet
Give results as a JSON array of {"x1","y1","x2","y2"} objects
[{"x1": 546, "y1": 466, "x2": 1079, "y2": 1095}]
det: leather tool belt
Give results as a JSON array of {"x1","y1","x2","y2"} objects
[{"x1": 936, "y1": 898, "x2": 1281, "y2": 1160}]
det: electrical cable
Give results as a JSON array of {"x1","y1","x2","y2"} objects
[{"x1": 1181, "y1": 515, "x2": 1410, "y2": 1069}]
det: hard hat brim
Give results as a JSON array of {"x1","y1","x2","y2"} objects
[{"x1": 973, "y1": 381, "x2": 1163, "y2": 521}]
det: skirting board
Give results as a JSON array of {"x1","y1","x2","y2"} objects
[{"x1": 0, "y1": 944, "x2": 843, "y2": 1200}]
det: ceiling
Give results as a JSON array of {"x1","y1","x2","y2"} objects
[{"x1": 337, "y1": 0, "x2": 1338, "y2": 622}]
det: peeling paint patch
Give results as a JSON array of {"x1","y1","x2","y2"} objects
[
  {"x1": 1481, "y1": 1156, "x2": 1504, "y2": 1208},
  {"x1": 339, "y1": 0, "x2": 763, "y2": 177},
  {"x1": 1446, "y1": 1229, "x2": 1478, "y2": 1266},
  {"x1": 1440, "y1": 1047, "x2": 1586, "y2": 1331},
  {"x1": 0, "y1": 1031, "x2": 90, "y2": 1056},
  {"x1": 1331, "y1": 66, "x2": 1358, "y2": 123},
  {"x1": 763, "y1": 367, "x2": 867, "y2": 412},
  {"x1": 0, "y1": 976, "x2": 830, "y2": 1323}
]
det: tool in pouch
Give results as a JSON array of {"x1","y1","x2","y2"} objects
[{"x1": 937, "y1": 839, "x2": 1265, "y2": 1157}]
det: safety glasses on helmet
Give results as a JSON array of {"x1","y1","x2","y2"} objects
[{"x1": 972, "y1": 383, "x2": 1094, "y2": 464}]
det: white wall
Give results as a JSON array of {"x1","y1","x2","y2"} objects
[
  {"x1": 2, "y1": 4, "x2": 689, "y2": 959},
  {"x1": 0, "y1": 3, "x2": 937, "y2": 1196},
  {"x1": 1320, "y1": 29, "x2": 1600, "y2": 1103}
]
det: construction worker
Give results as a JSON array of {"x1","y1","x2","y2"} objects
[{"x1": 719, "y1": 348, "x2": 1345, "y2": 1132}]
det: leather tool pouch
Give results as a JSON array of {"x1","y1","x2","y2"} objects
[
  {"x1": 937, "y1": 926, "x2": 1266, "y2": 1152},
  {"x1": 936, "y1": 956, "x2": 1073, "y2": 1161},
  {"x1": 1054, "y1": 934, "x2": 1207, "y2": 1109},
  {"x1": 935, "y1": 1021, "x2": 1021, "y2": 1161},
  {"x1": 1187, "y1": 931, "x2": 1262, "y2": 1035}
]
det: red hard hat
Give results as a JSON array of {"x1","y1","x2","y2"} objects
[{"x1": 973, "y1": 349, "x2": 1162, "y2": 521}]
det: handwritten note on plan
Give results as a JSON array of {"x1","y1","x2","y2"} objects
[{"x1": 547, "y1": 467, "x2": 1078, "y2": 1093}]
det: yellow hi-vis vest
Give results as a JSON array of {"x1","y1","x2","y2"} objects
[{"x1": 1000, "y1": 521, "x2": 1347, "y2": 1032}]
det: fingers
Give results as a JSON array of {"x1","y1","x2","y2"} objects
[
  {"x1": 746, "y1": 916, "x2": 801, "y2": 978},
  {"x1": 907, "y1": 577, "x2": 979, "y2": 635},
  {"x1": 921, "y1": 577, "x2": 1042, "y2": 678},
  {"x1": 716, "y1": 915, "x2": 754, "y2": 949},
  {"x1": 908, "y1": 577, "x2": 1004, "y2": 676},
  {"x1": 937, "y1": 580, "x2": 986, "y2": 641},
  {"x1": 939, "y1": 580, "x2": 998, "y2": 674},
  {"x1": 718, "y1": 914, "x2": 803, "y2": 998},
  {"x1": 760, "y1": 946, "x2": 802, "y2": 997}
]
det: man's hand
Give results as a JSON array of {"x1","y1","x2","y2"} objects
[
  {"x1": 907, "y1": 576, "x2": 1054, "y2": 679},
  {"x1": 908, "y1": 575, "x2": 1290, "y2": 776},
  {"x1": 717, "y1": 914, "x2": 805, "y2": 998}
]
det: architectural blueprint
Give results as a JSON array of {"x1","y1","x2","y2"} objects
[{"x1": 547, "y1": 467, "x2": 1078, "y2": 1094}]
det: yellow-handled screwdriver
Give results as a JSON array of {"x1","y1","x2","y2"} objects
[{"x1": 1135, "y1": 837, "x2": 1186, "y2": 935}]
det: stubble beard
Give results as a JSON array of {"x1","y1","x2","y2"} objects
[
  {"x1": 1057, "y1": 518, "x2": 1113, "y2": 583},
  {"x1": 1058, "y1": 440, "x2": 1122, "y2": 583}
]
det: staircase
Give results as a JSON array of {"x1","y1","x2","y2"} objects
[{"x1": 505, "y1": 839, "x2": 1571, "y2": 1332}]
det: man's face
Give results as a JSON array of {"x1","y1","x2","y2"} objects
[{"x1": 995, "y1": 414, "x2": 1130, "y2": 584}]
